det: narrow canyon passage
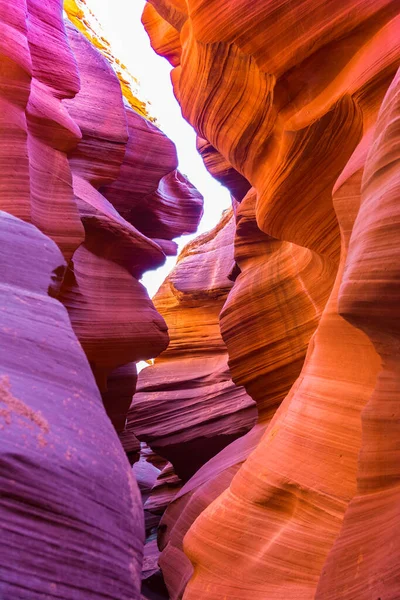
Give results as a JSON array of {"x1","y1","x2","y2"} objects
[{"x1": 1, "y1": 2, "x2": 400, "y2": 600}]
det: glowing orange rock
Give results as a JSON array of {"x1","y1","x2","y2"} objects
[
  {"x1": 143, "y1": 1, "x2": 400, "y2": 598},
  {"x1": 316, "y1": 66, "x2": 400, "y2": 600},
  {"x1": 154, "y1": 186, "x2": 337, "y2": 597}
]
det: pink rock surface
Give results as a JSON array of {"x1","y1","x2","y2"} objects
[
  {"x1": 128, "y1": 210, "x2": 257, "y2": 481},
  {"x1": 59, "y1": 22, "x2": 203, "y2": 436},
  {"x1": 101, "y1": 107, "x2": 203, "y2": 242},
  {"x1": 102, "y1": 362, "x2": 138, "y2": 433},
  {"x1": 144, "y1": 462, "x2": 182, "y2": 530},
  {"x1": 60, "y1": 23, "x2": 197, "y2": 432},
  {"x1": 0, "y1": 211, "x2": 143, "y2": 598},
  {"x1": 0, "y1": 0, "x2": 84, "y2": 259},
  {"x1": 26, "y1": 0, "x2": 84, "y2": 261},
  {"x1": 0, "y1": 3, "x2": 204, "y2": 597}
]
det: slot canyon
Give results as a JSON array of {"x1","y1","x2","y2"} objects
[{"x1": 1, "y1": 0, "x2": 400, "y2": 599}]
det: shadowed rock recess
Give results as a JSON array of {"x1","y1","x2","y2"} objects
[{"x1": 1, "y1": 1, "x2": 400, "y2": 599}]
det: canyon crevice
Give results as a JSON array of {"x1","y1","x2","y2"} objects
[{"x1": 1, "y1": 1, "x2": 400, "y2": 599}]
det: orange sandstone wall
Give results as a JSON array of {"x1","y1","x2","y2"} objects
[{"x1": 142, "y1": 1, "x2": 400, "y2": 598}]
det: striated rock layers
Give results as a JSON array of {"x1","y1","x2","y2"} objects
[
  {"x1": 0, "y1": 212, "x2": 143, "y2": 599},
  {"x1": 0, "y1": 0, "x2": 203, "y2": 598},
  {"x1": 59, "y1": 20, "x2": 202, "y2": 435},
  {"x1": 126, "y1": 208, "x2": 258, "y2": 590},
  {"x1": 2, "y1": 0, "x2": 400, "y2": 597},
  {"x1": 128, "y1": 209, "x2": 257, "y2": 483},
  {"x1": 142, "y1": 1, "x2": 400, "y2": 599},
  {"x1": 145, "y1": 185, "x2": 338, "y2": 598}
]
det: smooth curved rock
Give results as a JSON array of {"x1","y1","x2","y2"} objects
[
  {"x1": 196, "y1": 137, "x2": 251, "y2": 202},
  {"x1": 65, "y1": 0, "x2": 156, "y2": 120},
  {"x1": 58, "y1": 22, "x2": 203, "y2": 435},
  {"x1": 221, "y1": 189, "x2": 338, "y2": 416},
  {"x1": 143, "y1": 1, "x2": 400, "y2": 598},
  {"x1": 128, "y1": 210, "x2": 256, "y2": 481},
  {"x1": 60, "y1": 23, "x2": 181, "y2": 427},
  {"x1": 102, "y1": 362, "x2": 138, "y2": 433},
  {"x1": 0, "y1": 0, "x2": 84, "y2": 259},
  {"x1": 316, "y1": 66, "x2": 400, "y2": 600},
  {"x1": 183, "y1": 133, "x2": 381, "y2": 600},
  {"x1": 154, "y1": 186, "x2": 337, "y2": 597},
  {"x1": 0, "y1": 3, "x2": 204, "y2": 596},
  {"x1": 142, "y1": 2, "x2": 182, "y2": 67},
  {"x1": 0, "y1": 211, "x2": 143, "y2": 599},
  {"x1": 101, "y1": 106, "x2": 203, "y2": 245}
]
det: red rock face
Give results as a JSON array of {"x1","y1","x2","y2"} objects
[
  {"x1": 150, "y1": 185, "x2": 337, "y2": 597},
  {"x1": 0, "y1": 0, "x2": 203, "y2": 596},
  {"x1": 142, "y1": 1, "x2": 400, "y2": 598},
  {"x1": 316, "y1": 66, "x2": 400, "y2": 600},
  {"x1": 3, "y1": 0, "x2": 400, "y2": 596}
]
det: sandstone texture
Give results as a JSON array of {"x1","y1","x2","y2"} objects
[
  {"x1": 141, "y1": 1, "x2": 400, "y2": 599},
  {"x1": 0, "y1": 211, "x2": 144, "y2": 599},
  {"x1": 128, "y1": 209, "x2": 257, "y2": 482},
  {"x1": 0, "y1": 0, "x2": 203, "y2": 597},
  {"x1": 2, "y1": 0, "x2": 400, "y2": 598}
]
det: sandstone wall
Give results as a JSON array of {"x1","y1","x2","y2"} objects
[
  {"x1": 142, "y1": 1, "x2": 400, "y2": 598},
  {"x1": 0, "y1": 1, "x2": 203, "y2": 597}
]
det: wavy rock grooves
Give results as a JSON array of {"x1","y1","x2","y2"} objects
[
  {"x1": 2, "y1": 0, "x2": 400, "y2": 599},
  {"x1": 142, "y1": 1, "x2": 400, "y2": 599},
  {"x1": 0, "y1": 1, "x2": 203, "y2": 598},
  {"x1": 128, "y1": 209, "x2": 257, "y2": 483}
]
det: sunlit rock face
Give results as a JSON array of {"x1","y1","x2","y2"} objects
[
  {"x1": 317, "y1": 66, "x2": 400, "y2": 600},
  {"x1": 151, "y1": 186, "x2": 337, "y2": 598},
  {"x1": 0, "y1": 0, "x2": 203, "y2": 596},
  {"x1": 143, "y1": 1, "x2": 400, "y2": 598},
  {"x1": 64, "y1": 0, "x2": 156, "y2": 121}
]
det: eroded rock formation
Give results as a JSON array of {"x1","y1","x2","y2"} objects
[
  {"x1": 317, "y1": 66, "x2": 400, "y2": 600},
  {"x1": 128, "y1": 209, "x2": 256, "y2": 482},
  {"x1": 2, "y1": 0, "x2": 400, "y2": 598},
  {"x1": 141, "y1": 1, "x2": 400, "y2": 599},
  {"x1": 0, "y1": 0, "x2": 203, "y2": 597},
  {"x1": 144, "y1": 184, "x2": 338, "y2": 597},
  {"x1": 0, "y1": 211, "x2": 144, "y2": 598}
]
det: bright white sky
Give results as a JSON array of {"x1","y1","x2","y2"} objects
[{"x1": 85, "y1": 0, "x2": 231, "y2": 297}]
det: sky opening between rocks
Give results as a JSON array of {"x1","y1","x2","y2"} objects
[{"x1": 85, "y1": 0, "x2": 232, "y2": 298}]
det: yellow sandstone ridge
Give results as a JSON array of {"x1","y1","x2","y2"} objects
[{"x1": 64, "y1": 0, "x2": 156, "y2": 122}]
